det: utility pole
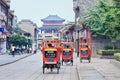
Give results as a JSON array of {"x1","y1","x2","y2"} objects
[
  {"x1": 34, "y1": 27, "x2": 38, "y2": 51},
  {"x1": 74, "y1": 6, "x2": 80, "y2": 57}
]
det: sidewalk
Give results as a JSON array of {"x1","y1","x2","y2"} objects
[
  {"x1": 0, "y1": 53, "x2": 33, "y2": 66},
  {"x1": 76, "y1": 57, "x2": 120, "y2": 80}
]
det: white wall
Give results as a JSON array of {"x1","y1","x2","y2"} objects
[{"x1": 0, "y1": 41, "x2": 6, "y2": 53}]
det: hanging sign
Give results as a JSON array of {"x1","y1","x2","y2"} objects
[{"x1": 0, "y1": 28, "x2": 4, "y2": 32}]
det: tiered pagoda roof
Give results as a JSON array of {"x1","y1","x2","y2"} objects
[
  {"x1": 39, "y1": 26, "x2": 61, "y2": 33},
  {"x1": 41, "y1": 15, "x2": 65, "y2": 22},
  {"x1": 39, "y1": 15, "x2": 65, "y2": 33}
]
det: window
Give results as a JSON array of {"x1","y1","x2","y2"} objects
[
  {"x1": 63, "y1": 50, "x2": 71, "y2": 55},
  {"x1": 81, "y1": 50, "x2": 88, "y2": 56},
  {"x1": 45, "y1": 51, "x2": 56, "y2": 58},
  {"x1": 0, "y1": 5, "x2": 1, "y2": 12},
  {"x1": 45, "y1": 36, "x2": 52, "y2": 40}
]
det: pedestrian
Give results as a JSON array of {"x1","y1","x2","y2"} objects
[
  {"x1": 28, "y1": 47, "x2": 32, "y2": 53},
  {"x1": 39, "y1": 44, "x2": 42, "y2": 51},
  {"x1": 11, "y1": 45, "x2": 15, "y2": 57}
]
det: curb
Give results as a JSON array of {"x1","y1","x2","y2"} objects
[
  {"x1": 75, "y1": 54, "x2": 81, "y2": 80},
  {"x1": 0, "y1": 53, "x2": 34, "y2": 67},
  {"x1": 110, "y1": 59, "x2": 120, "y2": 68},
  {"x1": 76, "y1": 66, "x2": 81, "y2": 80}
]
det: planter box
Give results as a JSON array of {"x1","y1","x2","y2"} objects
[
  {"x1": 100, "y1": 55, "x2": 114, "y2": 59},
  {"x1": 102, "y1": 50, "x2": 120, "y2": 55},
  {"x1": 97, "y1": 50, "x2": 120, "y2": 59}
]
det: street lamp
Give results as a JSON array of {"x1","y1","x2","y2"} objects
[
  {"x1": 34, "y1": 28, "x2": 37, "y2": 50},
  {"x1": 28, "y1": 36, "x2": 31, "y2": 48},
  {"x1": 74, "y1": 6, "x2": 80, "y2": 57},
  {"x1": 75, "y1": 6, "x2": 80, "y2": 24},
  {"x1": 75, "y1": 24, "x2": 82, "y2": 57},
  {"x1": 34, "y1": 27, "x2": 39, "y2": 50}
]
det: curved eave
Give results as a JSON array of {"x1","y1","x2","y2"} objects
[
  {"x1": 41, "y1": 15, "x2": 65, "y2": 22},
  {"x1": 41, "y1": 19, "x2": 65, "y2": 22},
  {"x1": 39, "y1": 26, "x2": 61, "y2": 32}
]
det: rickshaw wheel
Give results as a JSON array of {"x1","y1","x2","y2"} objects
[
  {"x1": 87, "y1": 57, "x2": 91, "y2": 63},
  {"x1": 80, "y1": 58, "x2": 82, "y2": 63},
  {"x1": 57, "y1": 63, "x2": 60, "y2": 74},
  {"x1": 89, "y1": 60, "x2": 91, "y2": 63},
  {"x1": 62, "y1": 60, "x2": 63, "y2": 65},
  {"x1": 43, "y1": 62, "x2": 45, "y2": 74},
  {"x1": 58, "y1": 62, "x2": 61, "y2": 69},
  {"x1": 57, "y1": 67, "x2": 59, "y2": 74},
  {"x1": 71, "y1": 60, "x2": 73, "y2": 66},
  {"x1": 51, "y1": 68, "x2": 53, "y2": 72},
  {"x1": 43, "y1": 67, "x2": 45, "y2": 74},
  {"x1": 88, "y1": 58, "x2": 91, "y2": 63}
]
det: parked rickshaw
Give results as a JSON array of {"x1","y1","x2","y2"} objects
[
  {"x1": 79, "y1": 44, "x2": 91, "y2": 63},
  {"x1": 61, "y1": 42, "x2": 74, "y2": 65},
  {"x1": 41, "y1": 40, "x2": 62, "y2": 74},
  {"x1": 79, "y1": 29, "x2": 92, "y2": 63}
]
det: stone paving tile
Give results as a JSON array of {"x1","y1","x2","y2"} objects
[
  {"x1": 0, "y1": 54, "x2": 32, "y2": 66},
  {"x1": 77, "y1": 57, "x2": 120, "y2": 80},
  {"x1": 79, "y1": 66, "x2": 105, "y2": 80},
  {"x1": 81, "y1": 77, "x2": 105, "y2": 80},
  {"x1": 106, "y1": 76, "x2": 120, "y2": 80},
  {"x1": 0, "y1": 51, "x2": 78, "y2": 80}
]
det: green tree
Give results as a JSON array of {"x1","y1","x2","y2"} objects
[
  {"x1": 81, "y1": 0, "x2": 120, "y2": 47},
  {"x1": 28, "y1": 39, "x2": 33, "y2": 47},
  {"x1": 113, "y1": 0, "x2": 120, "y2": 7},
  {"x1": 9, "y1": 34, "x2": 28, "y2": 47}
]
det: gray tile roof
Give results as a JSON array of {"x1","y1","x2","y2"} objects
[
  {"x1": 41, "y1": 15, "x2": 65, "y2": 22},
  {"x1": 39, "y1": 26, "x2": 61, "y2": 33}
]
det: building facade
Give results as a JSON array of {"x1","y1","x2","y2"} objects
[
  {"x1": 17, "y1": 20, "x2": 38, "y2": 50},
  {"x1": 17, "y1": 20, "x2": 37, "y2": 40},
  {"x1": 38, "y1": 15, "x2": 65, "y2": 45},
  {"x1": 0, "y1": 0, "x2": 14, "y2": 53},
  {"x1": 59, "y1": 22, "x2": 75, "y2": 42},
  {"x1": 72, "y1": 0, "x2": 120, "y2": 55},
  {"x1": 73, "y1": 0, "x2": 97, "y2": 19},
  {"x1": 73, "y1": 0, "x2": 98, "y2": 55}
]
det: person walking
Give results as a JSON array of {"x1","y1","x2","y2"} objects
[{"x1": 11, "y1": 45, "x2": 15, "y2": 57}]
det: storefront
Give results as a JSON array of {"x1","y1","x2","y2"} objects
[{"x1": 0, "y1": 29, "x2": 6, "y2": 53}]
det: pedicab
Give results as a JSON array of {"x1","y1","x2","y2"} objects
[
  {"x1": 79, "y1": 29, "x2": 92, "y2": 63},
  {"x1": 79, "y1": 44, "x2": 91, "y2": 63},
  {"x1": 61, "y1": 42, "x2": 74, "y2": 65},
  {"x1": 41, "y1": 40, "x2": 61, "y2": 74}
]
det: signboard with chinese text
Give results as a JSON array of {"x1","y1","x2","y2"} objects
[{"x1": 0, "y1": 28, "x2": 4, "y2": 32}]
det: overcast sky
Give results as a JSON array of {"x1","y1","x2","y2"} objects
[{"x1": 10, "y1": 0, "x2": 75, "y2": 27}]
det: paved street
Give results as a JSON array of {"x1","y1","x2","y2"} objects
[
  {"x1": 76, "y1": 57, "x2": 120, "y2": 80},
  {"x1": 1, "y1": 0, "x2": 120, "y2": 80},
  {"x1": 0, "y1": 51, "x2": 79, "y2": 80},
  {"x1": 0, "y1": 50, "x2": 120, "y2": 80},
  {"x1": 0, "y1": 54, "x2": 32, "y2": 66}
]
